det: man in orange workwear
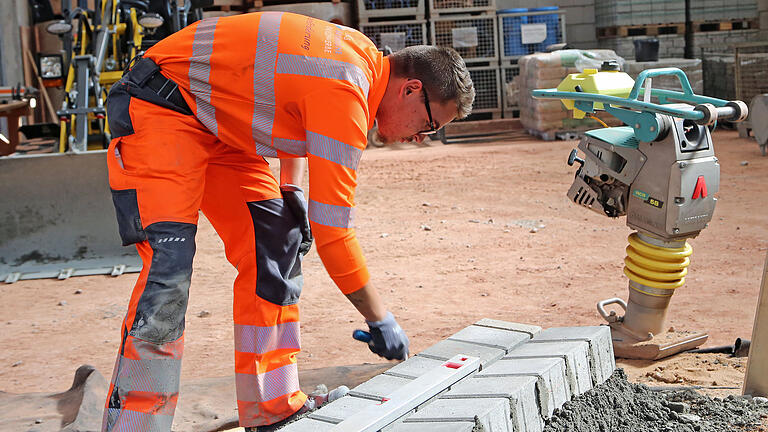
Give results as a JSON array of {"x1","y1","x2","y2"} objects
[{"x1": 102, "y1": 11, "x2": 474, "y2": 432}]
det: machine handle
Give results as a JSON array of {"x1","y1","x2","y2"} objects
[
  {"x1": 567, "y1": 149, "x2": 585, "y2": 167},
  {"x1": 353, "y1": 329, "x2": 373, "y2": 343},
  {"x1": 597, "y1": 297, "x2": 627, "y2": 323},
  {"x1": 629, "y1": 68, "x2": 695, "y2": 100}
]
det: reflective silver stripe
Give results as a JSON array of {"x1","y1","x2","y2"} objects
[
  {"x1": 234, "y1": 322, "x2": 301, "y2": 354},
  {"x1": 107, "y1": 408, "x2": 175, "y2": 432},
  {"x1": 309, "y1": 199, "x2": 354, "y2": 229},
  {"x1": 273, "y1": 137, "x2": 307, "y2": 156},
  {"x1": 189, "y1": 18, "x2": 219, "y2": 136},
  {"x1": 235, "y1": 363, "x2": 300, "y2": 403},
  {"x1": 307, "y1": 130, "x2": 362, "y2": 170},
  {"x1": 254, "y1": 142, "x2": 278, "y2": 157},
  {"x1": 115, "y1": 356, "x2": 181, "y2": 394},
  {"x1": 252, "y1": 12, "x2": 282, "y2": 149},
  {"x1": 276, "y1": 54, "x2": 370, "y2": 98},
  {"x1": 129, "y1": 337, "x2": 184, "y2": 360}
]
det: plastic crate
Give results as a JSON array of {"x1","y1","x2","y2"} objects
[
  {"x1": 500, "y1": 63, "x2": 520, "y2": 118},
  {"x1": 467, "y1": 65, "x2": 501, "y2": 113},
  {"x1": 430, "y1": 14, "x2": 498, "y2": 63},
  {"x1": 359, "y1": 20, "x2": 428, "y2": 52},
  {"x1": 497, "y1": 9, "x2": 566, "y2": 62},
  {"x1": 428, "y1": 0, "x2": 495, "y2": 15},
  {"x1": 357, "y1": 0, "x2": 424, "y2": 21}
]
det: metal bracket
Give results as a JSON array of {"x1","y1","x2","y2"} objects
[
  {"x1": 58, "y1": 268, "x2": 74, "y2": 280},
  {"x1": 111, "y1": 264, "x2": 126, "y2": 277},
  {"x1": 4, "y1": 272, "x2": 21, "y2": 284}
]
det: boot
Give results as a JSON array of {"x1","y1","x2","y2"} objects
[{"x1": 244, "y1": 385, "x2": 349, "y2": 431}]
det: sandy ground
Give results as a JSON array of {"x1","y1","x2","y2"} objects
[{"x1": 1, "y1": 130, "x2": 766, "y2": 400}]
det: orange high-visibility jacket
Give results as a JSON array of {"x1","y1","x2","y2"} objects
[{"x1": 144, "y1": 12, "x2": 390, "y2": 294}]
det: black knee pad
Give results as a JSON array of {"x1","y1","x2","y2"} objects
[{"x1": 129, "y1": 222, "x2": 197, "y2": 344}]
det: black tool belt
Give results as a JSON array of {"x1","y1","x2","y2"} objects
[{"x1": 119, "y1": 56, "x2": 193, "y2": 116}]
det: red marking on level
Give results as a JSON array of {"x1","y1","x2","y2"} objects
[
  {"x1": 444, "y1": 362, "x2": 463, "y2": 369},
  {"x1": 692, "y1": 176, "x2": 708, "y2": 199}
]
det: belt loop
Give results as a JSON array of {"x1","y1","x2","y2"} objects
[{"x1": 124, "y1": 51, "x2": 145, "y2": 75}]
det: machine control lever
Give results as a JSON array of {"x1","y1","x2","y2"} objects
[{"x1": 568, "y1": 149, "x2": 585, "y2": 167}]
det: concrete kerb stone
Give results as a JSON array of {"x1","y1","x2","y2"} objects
[
  {"x1": 288, "y1": 322, "x2": 615, "y2": 432},
  {"x1": 505, "y1": 340, "x2": 593, "y2": 396},
  {"x1": 403, "y1": 397, "x2": 512, "y2": 432},
  {"x1": 307, "y1": 395, "x2": 386, "y2": 424},
  {"x1": 419, "y1": 339, "x2": 506, "y2": 367},
  {"x1": 473, "y1": 319, "x2": 542, "y2": 339},
  {"x1": 349, "y1": 374, "x2": 414, "y2": 401},
  {"x1": 448, "y1": 325, "x2": 531, "y2": 353},
  {"x1": 477, "y1": 357, "x2": 571, "y2": 419},
  {"x1": 274, "y1": 417, "x2": 337, "y2": 432},
  {"x1": 529, "y1": 326, "x2": 615, "y2": 385},
  {"x1": 385, "y1": 355, "x2": 449, "y2": 379},
  {"x1": 443, "y1": 375, "x2": 544, "y2": 432},
  {"x1": 389, "y1": 422, "x2": 476, "y2": 432}
]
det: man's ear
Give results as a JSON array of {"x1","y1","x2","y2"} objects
[{"x1": 403, "y1": 79, "x2": 423, "y2": 96}]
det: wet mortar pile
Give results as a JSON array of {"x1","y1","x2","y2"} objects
[{"x1": 544, "y1": 369, "x2": 768, "y2": 432}]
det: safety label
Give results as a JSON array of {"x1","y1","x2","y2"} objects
[{"x1": 633, "y1": 189, "x2": 664, "y2": 209}]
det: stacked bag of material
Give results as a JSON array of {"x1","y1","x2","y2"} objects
[{"x1": 517, "y1": 49, "x2": 625, "y2": 139}]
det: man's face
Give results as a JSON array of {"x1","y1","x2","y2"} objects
[{"x1": 375, "y1": 80, "x2": 458, "y2": 145}]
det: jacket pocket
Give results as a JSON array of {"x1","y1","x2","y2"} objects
[
  {"x1": 106, "y1": 80, "x2": 135, "y2": 138},
  {"x1": 248, "y1": 198, "x2": 303, "y2": 306},
  {"x1": 111, "y1": 188, "x2": 147, "y2": 246}
]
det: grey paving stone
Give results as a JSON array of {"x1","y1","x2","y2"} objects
[
  {"x1": 477, "y1": 357, "x2": 570, "y2": 419},
  {"x1": 275, "y1": 417, "x2": 336, "y2": 431},
  {"x1": 388, "y1": 421, "x2": 476, "y2": 432},
  {"x1": 349, "y1": 374, "x2": 413, "y2": 400},
  {"x1": 385, "y1": 355, "x2": 446, "y2": 379},
  {"x1": 505, "y1": 340, "x2": 593, "y2": 396},
  {"x1": 307, "y1": 395, "x2": 383, "y2": 423},
  {"x1": 419, "y1": 339, "x2": 506, "y2": 367},
  {"x1": 448, "y1": 325, "x2": 530, "y2": 352},
  {"x1": 404, "y1": 397, "x2": 511, "y2": 432},
  {"x1": 474, "y1": 319, "x2": 542, "y2": 338},
  {"x1": 530, "y1": 326, "x2": 615, "y2": 385},
  {"x1": 443, "y1": 375, "x2": 544, "y2": 432}
]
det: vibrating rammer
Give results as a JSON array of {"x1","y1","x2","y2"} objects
[{"x1": 533, "y1": 64, "x2": 749, "y2": 359}]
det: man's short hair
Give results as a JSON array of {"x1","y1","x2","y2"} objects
[{"x1": 389, "y1": 46, "x2": 475, "y2": 119}]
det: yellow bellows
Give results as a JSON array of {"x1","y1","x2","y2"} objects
[{"x1": 623, "y1": 233, "x2": 692, "y2": 293}]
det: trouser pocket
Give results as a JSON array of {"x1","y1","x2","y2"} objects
[
  {"x1": 248, "y1": 199, "x2": 303, "y2": 306},
  {"x1": 111, "y1": 188, "x2": 147, "y2": 246}
]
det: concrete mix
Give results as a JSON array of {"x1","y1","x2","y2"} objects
[{"x1": 544, "y1": 369, "x2": 768, "y2": 432}]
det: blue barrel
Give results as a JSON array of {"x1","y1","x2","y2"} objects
[
  {"x1": 529, "y1": 6, "x2": 559, "y2": 51},
  {"x1": 498, "y1": 8, "x2": 528, "y2": 57}
]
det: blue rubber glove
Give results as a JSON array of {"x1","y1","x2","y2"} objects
[
  {"x1": 280, "y1": 185, "x2": 313, "y2": 256},
  {"x1": 356, "y1": 312, "x2": 409, "y2": 361}
]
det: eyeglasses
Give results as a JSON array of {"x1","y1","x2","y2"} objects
[{"x1": 417, "y1": 88, "x2": 439, "y2": 135}]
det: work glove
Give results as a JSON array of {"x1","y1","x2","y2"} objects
[
  {"x1": 280, "y1": 185, "x2": 313, "y2": 256},
  {"x1": 355, "y1": 311, "x2": 409, "y2": 361}
]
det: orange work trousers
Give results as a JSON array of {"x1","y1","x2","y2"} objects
[{"x1": 101, "y1": 96, "x2": 307, "y2": 431}]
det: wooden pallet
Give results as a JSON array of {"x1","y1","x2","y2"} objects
[{"x1": 597, "y1": 18, "x2": 759, "y2": 39}]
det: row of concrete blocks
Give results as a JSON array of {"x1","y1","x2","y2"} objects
[{"x1": 278, "y1": 319, "x2": 616, "y2": 432}]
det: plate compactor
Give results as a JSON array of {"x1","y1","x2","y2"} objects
[{"x1": 533, "y1": 64, "x2": 749, "y2": 360}]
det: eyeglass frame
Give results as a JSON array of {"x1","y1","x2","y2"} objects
[{"x1": 417, "y1": 87, "x2": 439, "y2": 135}]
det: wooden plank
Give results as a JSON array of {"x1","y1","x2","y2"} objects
[
  {"x1": 443, "y1": 118, "x2": 521, "y2": 137},
  {"x1": 212, "y1": 0, "x2": 245, "y2": 6},
  {"x1": 743, "y1": 251, "x2": 768, "y2": 397}
]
